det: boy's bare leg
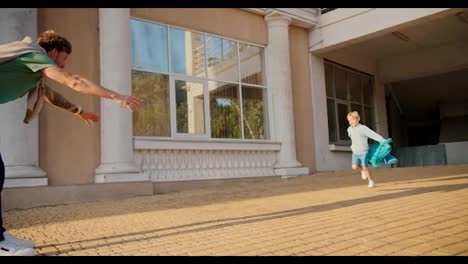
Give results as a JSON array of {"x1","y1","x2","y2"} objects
[
  {"x1": 363, "y1": 167, "x2": 373, "y2": 181},
  {"x1": 353, "y1": 165, "x2": 368, "y2": 180},
  {"x1": 363, "y1": 167, "x2": 375, "y2": 187}
]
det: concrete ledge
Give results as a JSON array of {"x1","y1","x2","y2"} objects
[{"x1": 3, "y1": 181, "x2": 153, "y2": 211}]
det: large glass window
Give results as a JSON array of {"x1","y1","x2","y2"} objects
[
  {"x1": 131, "y1": 18, "x2": 269, "y2": 140},
  {"x1": 324, "y1": 61, "x2": 376, "y2": 144}
]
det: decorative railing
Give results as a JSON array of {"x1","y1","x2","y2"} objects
[{"x1": 134, "y1": 149, "x2": 277, "y2": 182}]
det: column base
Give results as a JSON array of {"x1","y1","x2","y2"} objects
[
  {"x1": 95, "y1": 162, "x2": 141, "y2": 175},
  {"x1": 4, "y1": 177, "x2": 48, "y2": 188},
  {"x1": 95, "y1": 162, "x2": 148, "y2": 183},
  {"x1": 5, "y1": 165, "x2": 46, "y2": 178},
  {"x1": 95, "y1": 172, "x2": 149, "y2": 183},
  {"x1": 274, "y1": 160, "x2": 303, "y2": 169},
  {"x1": 4, "y1": 166, "x2": 48, "y2": 188},
  {"x1": 275, "y1": 167, "x2": 309, "y2": 178}
]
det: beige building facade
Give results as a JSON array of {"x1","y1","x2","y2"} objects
[{"x1": 1, "y1": 8, "x2": 467, "y2": 209}]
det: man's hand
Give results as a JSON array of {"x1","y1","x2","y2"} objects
[
  {"x1": 78, "y1": 111, "x2": 100, "y2": 126},
  {"x1": 112, "y1": 94, "x2": 143, "y2": 112}
]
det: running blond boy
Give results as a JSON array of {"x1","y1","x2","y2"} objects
[{"x1": 347, "y1": 111, "x2": 386, "y2": 188}]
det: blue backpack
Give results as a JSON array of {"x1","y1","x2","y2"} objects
[{"x1": 367, "y1": 138, "x2": 398, "y2": 167}]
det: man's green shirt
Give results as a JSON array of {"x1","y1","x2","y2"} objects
[{"x1": 0, "y1": 52, "x2": 56, "y2": 104}]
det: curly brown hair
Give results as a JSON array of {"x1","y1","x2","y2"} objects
[{"x1": 37, "y1": 30, "x2": 72, "y2": 54}]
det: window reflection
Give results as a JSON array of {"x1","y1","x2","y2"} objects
[
  {"x1": 175, "y1": 80, "x2": 205, "y2": 134},
  {"x1": 206, "y1": 35, "x2": 238, "y2": 82},
  {"x1": 130, "y1": 19, "x2": 168, "y2": 73},
  {"x1": 209, "y1": 81, "x2": 241, "y2": 139},
  {"x1": 170, "y1": 27, "x2": 205, "y2": 78},
  {"x1": 239, "y1": 43, "x2": 265, "y2": 86},
  {"x1": 242, "y1": 86, "x2": 268, "y2": 139}
]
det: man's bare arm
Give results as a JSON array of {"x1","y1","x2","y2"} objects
[
  {"x1": 41, "y1": 66, "x2": 143, "y2": 111},
  {"x1": 42, "y1": 85, "x2": 79, "y2": 114},
  {"x1": 42, "y1": 85, "x2": 100, "y2": 126}
]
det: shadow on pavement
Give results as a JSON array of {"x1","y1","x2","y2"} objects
[
  {"x1": 5, "y1": 165, "x2": 468, "y2": 230},
  {"x1": 37, "y1": 181, "x2": 468, "y2": 255}
]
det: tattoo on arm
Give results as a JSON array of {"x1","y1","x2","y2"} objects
[{"x1": 42, "y1": 86, "x2": 79, "y2": 113}]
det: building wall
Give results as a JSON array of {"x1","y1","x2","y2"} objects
[
  {"x1": 35, "y1": 8, "x2": 306, "y2": 187},
  {"x1": 443, "y1": 141, "x2": 468, "y2": 165},
  {"x1": 289, "y1": 26, "x2": 316, "y2": 172},
  {"x1": 38, "y1": 8, "x2": 100, "y2": 185},
  {"x1": 131, "y1": 8, "x2": 268, "y2": 45}
]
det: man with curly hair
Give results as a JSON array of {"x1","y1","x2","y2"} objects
[{"x1": 0, "y1": 30, "x2": 143, "y2": 256}]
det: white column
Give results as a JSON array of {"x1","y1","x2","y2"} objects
[
  {"x1": 0, "y1": 8, "x2": 47, "y2": 188},
  {"x1": 265, "y1": 12, "x2": 309, "y2": 177},
  {"x1": 95, "y1": 8, "x2": 147, "y2": 183}
]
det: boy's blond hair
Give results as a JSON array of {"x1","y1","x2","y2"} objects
[{"x1": 347, "y1": 111, "x2": 360, "y2": 121}]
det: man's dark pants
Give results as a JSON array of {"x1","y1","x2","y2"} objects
[{"x1": 0, "y1": 152, "x2": 6, "y2": 241}]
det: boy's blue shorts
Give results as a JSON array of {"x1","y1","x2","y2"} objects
[{"x1": 352, "y1": 153, "x2": 369, "y2": 167}]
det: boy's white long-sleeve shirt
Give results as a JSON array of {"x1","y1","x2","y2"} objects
[{"x1": 347, "y1": 124, "x2": 385, "y2": 154}]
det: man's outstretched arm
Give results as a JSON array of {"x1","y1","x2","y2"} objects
[
  {"x1": 42, "y1": 85, "x2": 99, "y2": 126},
  {"x1": 41, "y1": 66, "x2": 143, "y2": 112},
  {"x1": 42, "y1": 85, "x2": 79, "y2": 114}
]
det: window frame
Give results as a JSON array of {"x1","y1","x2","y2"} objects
[
  {"x1": 130, "y1": 17, "x2": 270, "y2": 141},
  {"x1": 324, "y1": 60, "x2": 376, "y2": 146}
]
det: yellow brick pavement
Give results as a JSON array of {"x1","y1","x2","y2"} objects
[{"x1": 3, "y1": 165, "x2": 468, "y2": 256}]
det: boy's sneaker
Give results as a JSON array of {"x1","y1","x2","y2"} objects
[
  {"x1": 0, "y1": 240, "x2": 35, "y2": 256},
  {"x1": 361, "y1": 171, "x2": 367, "y2": 180},
  {"x1": 3, "y1": 231, "x2": 35, "y2": 248},
  {"x1": 368, "y1": 180, "x2": 375, "y2": 188}
]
